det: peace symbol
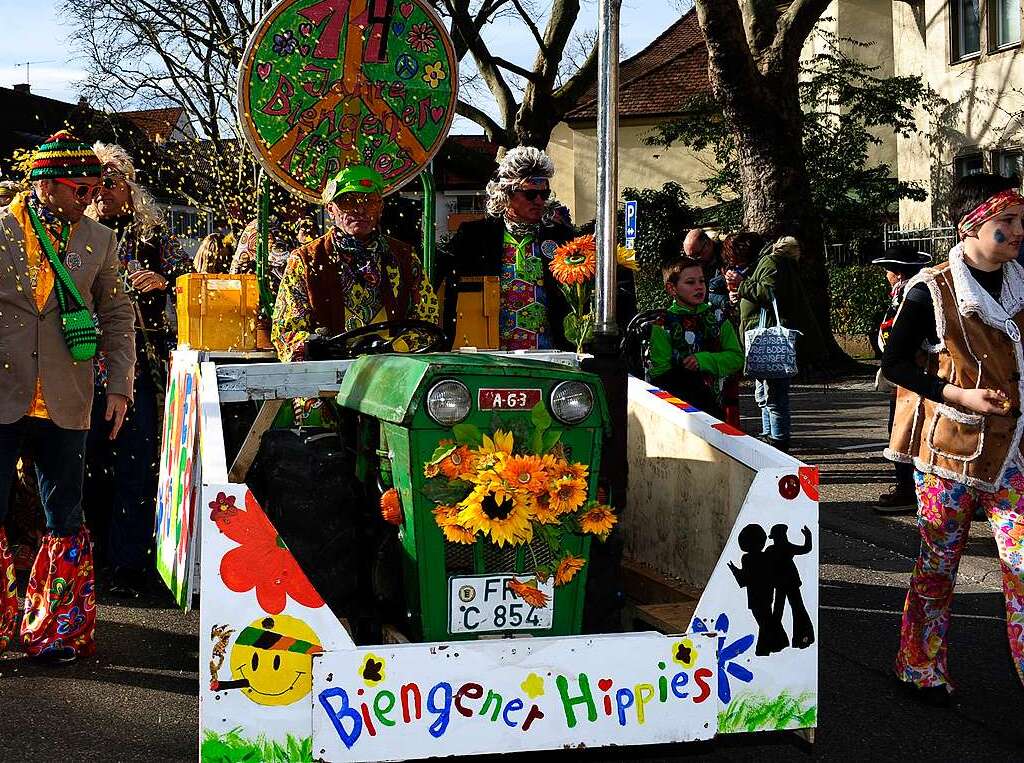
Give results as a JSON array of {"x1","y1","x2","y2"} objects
[{"x1": 395, "y1": 54, "x2": 419, "y2": 80}]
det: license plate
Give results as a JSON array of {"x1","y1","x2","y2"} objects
[
  {"x1": 448, "y1": 574, "x2": 554, "y2": 634},
  {"x1": 478, "y1": 388, "x2": 541, "y2": 410}
]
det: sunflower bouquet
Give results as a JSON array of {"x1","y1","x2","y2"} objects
[{"x1": 423, "y1": 404, "x2": 616, "y2": 604}]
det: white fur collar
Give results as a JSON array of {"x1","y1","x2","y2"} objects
[{"x1": 947, "y1": 244, "x2": 1024, "y2": 335}]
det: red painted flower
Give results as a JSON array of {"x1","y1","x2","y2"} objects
[
  {"x1": 209, "y1": 491, "x2": 240, "y2": 523},
  {"x1": 217, "y1": 491, "x2": 324, "y2": 614}
]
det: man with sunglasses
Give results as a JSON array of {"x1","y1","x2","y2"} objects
[
  {"x1": 0, "y1": 131, "x2": 135, "y2": 663},
  {"x1": 441, "y1": 146, "x2": 574, "y2": 350},
  {"x1": 272, "y1": 165, "x2": 438, "y2": 365}
]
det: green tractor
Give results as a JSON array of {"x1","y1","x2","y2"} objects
[
  {"x1": 238, "y1": 346, "x2": 615, "y2": 646},
  {"x1": 336, "y1": 352, "x2": 611, "y2": 642}
]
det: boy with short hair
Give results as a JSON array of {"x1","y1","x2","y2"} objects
[
  {"x1": 647, "y1": 256, "x2": 744, "y2": 419},
  {"x1": 882, "y1": 172, "x2": 1024, "y2": 701}
]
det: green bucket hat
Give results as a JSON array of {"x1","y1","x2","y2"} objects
[{"x1": 322, "y1": 166, "x2": 385, "y2": 203}]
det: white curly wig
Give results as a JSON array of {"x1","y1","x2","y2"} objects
[
  {"x1": 85, "y1": 142, "x2": 165, "y2": 238},
  {"x1": 485, "y1": 146, "x2": 556, "y2": 218}
]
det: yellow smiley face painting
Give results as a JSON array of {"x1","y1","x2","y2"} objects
[{"x1": 228, "y1": 615, "x2": 323, "y2": 707}]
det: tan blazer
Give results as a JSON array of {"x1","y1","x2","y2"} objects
[{"x1": 0, "y1": 206, "x2": 135, "y2": 430}]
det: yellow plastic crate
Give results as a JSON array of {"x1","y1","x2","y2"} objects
[{"x1": 175, "y1": 273, "x2": 271, "y2": 351}]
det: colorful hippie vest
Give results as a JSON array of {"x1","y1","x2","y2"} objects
[{"x1": 499, "y1": 228, "x2": 552, "y2": 350}]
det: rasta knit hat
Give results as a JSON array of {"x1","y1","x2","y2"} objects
[{"x1": 29, "y1": 131, "x2": 102, "y2": 181}]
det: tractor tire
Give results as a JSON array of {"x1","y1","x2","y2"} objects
[{"x1": 247, "y1": 429, "x2": 372, "y2": 627}]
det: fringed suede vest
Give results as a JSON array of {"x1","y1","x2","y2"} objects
[{"x1": 886, "y1": 253, "x2": 1024, "y2": 492}]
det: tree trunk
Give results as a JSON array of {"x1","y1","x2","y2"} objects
[{"x1": 713, "y1": 66, "x2": 845, "y2": 363}]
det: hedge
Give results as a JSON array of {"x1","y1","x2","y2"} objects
[{"x1": 828, "y1": 265, "x2": 890, "y2": 336}]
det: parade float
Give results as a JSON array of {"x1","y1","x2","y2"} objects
[{"x1": 154, "y1": 1, "x2": 820, "y2": 760}]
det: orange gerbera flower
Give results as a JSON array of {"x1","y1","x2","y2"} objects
[
  {"x1": 508, "y1": 577, "x2": 550, "y2": 608},
  {"x1": 439, "y1": 445, "x2": 474, "y2": 479},
  {"x1": 542, "y1": 454, "x2": 588, "y2": 482},
  {"x1": 380, "y1": 488, "x2": 403, "y2": 525},
  {"x1": 554, "y1": 555, "x2": 586, "y2": 586},
  {"x1": 441, "y1": 521, "x2": 477, "y2": 544},
  {"x1": 550, "y1": 235, "x2": 597, "y2": 285},
  {"x1": 433, "y1": 504, "x2": 460, "y2": 526},
  {"x1": 563, "y1": 462, "x2": 589, "y2": 481},
  {"x1": 531, "y1": 494, "x2": 561, "y2": 525},
  {"x1": 579, "y1": 504, "x2": 618, "y2": 536},
  {"x1": 548, "y1": 476, "x2": 588, "y2": 515},
  {"x1": 501, "y1": 455, "x2": 549, "y2": 495}
]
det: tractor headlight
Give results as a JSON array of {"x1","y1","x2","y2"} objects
[
  {"x1": 550, "y1": 381, "x2": 594, "y2": 425},
  {"x1": 426, "y1": 379, "x2": 471, "y2": 426}
]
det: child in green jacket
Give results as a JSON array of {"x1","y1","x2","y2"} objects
[{"x1": 648, "y1": 256, "x2": 744, "y2": 419}]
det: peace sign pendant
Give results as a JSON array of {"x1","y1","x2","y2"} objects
[{"x1": 1005, "y1": 318, "x2": 1021, "y2": 343}]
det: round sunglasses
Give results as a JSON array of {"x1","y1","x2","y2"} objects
[{"x1": 54, "y1": 177, "x2": 100, "y2": 201}]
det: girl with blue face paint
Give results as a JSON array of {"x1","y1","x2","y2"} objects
[{"x1": 881, "y1": 174, "x2": 1024, "y2": 706}]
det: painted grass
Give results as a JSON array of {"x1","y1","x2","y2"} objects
[
  {"x1": 201, "y1": 728, "x2": 313, "y2": 763},
  {"x1": 717, "y1": 691, "x2": 817, "y2": 734}
]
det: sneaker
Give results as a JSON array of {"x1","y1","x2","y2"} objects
[
  {"x1": 874, "y1": 486, "x2": 917, "y2": 515},
  {"x1": 32, "y1": 646, "x2": 78, "y2": 665}
]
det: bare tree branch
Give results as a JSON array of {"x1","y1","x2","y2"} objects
[
  {"x1": 766, "y1": 0, "x2": 833, "y2": 72},
  {"x1": 455, "y1": 99, "x2": 510, "y2": 144}
]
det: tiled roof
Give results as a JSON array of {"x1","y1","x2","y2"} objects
[
  {"x1": 435, "y1": 134, "x2": 500, "y2": 190},
  {"x1": 565, "y1": 9, "x2": 710, "y2": 121},
  {"x1": 118, "y1": 107, "x2": 186, "y2": 142}
]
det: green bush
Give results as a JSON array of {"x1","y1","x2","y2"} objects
[
  {"x1": 619, "y1": 183, "x2": 696, "y2": 311},
  {"x1": 828, "y1": 265, "x2": 889, "y2": 335}
]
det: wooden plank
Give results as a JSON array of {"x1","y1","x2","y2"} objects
[
  {"x1": 228, "y1": 399, "x2": 285, "y2": 483},
  {"x1": 382, "y1": 624, "x2": 411, "y2": 644},
  {"x1": 631, "y1": 601, "x2": 699, "y2": 635},
  {"x1": 621, "y1": 557, "x2": 703, "y2": 605},
  {"x1": 215, "y1": 359, "x2": 356, "y2": 402}
]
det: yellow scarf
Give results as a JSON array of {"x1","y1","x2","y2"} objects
[{"x1": 9, "y1": 191, "x2": 66, "y2": 419}]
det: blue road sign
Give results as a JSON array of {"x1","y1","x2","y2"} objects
[{"x1": 624, "y1": 199, "x2": 637, "y2": 249}]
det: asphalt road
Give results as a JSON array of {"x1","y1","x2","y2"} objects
[{"x1": 2, "y1": 367, "x2": 1022, "y2": 761}]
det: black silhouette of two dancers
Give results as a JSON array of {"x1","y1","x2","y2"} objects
[{"x1": 728, "y1": 523, "x2": 815, "y2": 656}]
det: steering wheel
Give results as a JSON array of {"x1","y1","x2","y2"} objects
[
  {"x1": 305, "y1": 320, "x2": 449, "y2": 361},
  {"x1": 621, "y1": 309, "x2": 669, "y2": 378}
]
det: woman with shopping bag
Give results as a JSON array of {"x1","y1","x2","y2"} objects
[{"x1": 729, "y1": 235, "x2": 827, "y2": 452}]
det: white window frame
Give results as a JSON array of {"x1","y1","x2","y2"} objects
[
  {"x1": 952, "y1": 0, "x2": 983, "y2": 60},
  {"x1": 989, "y1": 0, "x2": 1022, "y2": 50}
]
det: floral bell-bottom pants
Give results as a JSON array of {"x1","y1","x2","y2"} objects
[{"x1": 895, "y1": 467, "x2": 1024, "y2": 689}]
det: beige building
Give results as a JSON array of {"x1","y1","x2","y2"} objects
[
  {"x1": 550, "y1": 2, "x2": 1024, "y2": 229},
  {"x1": 547, "y1": 13, "x2": 718, "y2": 224}
]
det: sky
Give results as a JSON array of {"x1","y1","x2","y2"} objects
[{"x1": 0, "y1": 1, "x2": 688, "y2": 132}]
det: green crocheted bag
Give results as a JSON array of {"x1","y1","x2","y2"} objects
[{"x1": 27, "y1": 206, "x2": 99, "y2": 362}]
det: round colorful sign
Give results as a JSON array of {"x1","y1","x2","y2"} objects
[{"x1": 237, "y1": 0, "x2": 458, "y2": 202}]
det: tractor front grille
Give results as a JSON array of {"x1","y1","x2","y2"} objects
[{"x1": 444, "y1": 537, "x2": 556, "y2": 576}]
